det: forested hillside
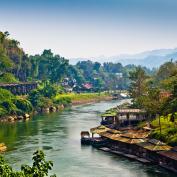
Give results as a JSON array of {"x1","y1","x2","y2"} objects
[{"x1": 0, "y1": 31, "x2": 154, "y2": 90}]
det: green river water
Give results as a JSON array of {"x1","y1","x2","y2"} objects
[{"x1": 0, "y1": 100, "x2": 176, "y2": 177}]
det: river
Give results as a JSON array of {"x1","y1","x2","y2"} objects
[{"x1": 0, "y1": 100, "x2": 175, "y2": 177}]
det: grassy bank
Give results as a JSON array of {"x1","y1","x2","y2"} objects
[
  {"x1": 55, "y1": 92, "x2": 112, "y2": 105},
  {"x1": 149, "y1": 115, "x2": 177, "y2": 146},
  {"x1": 0, "y1": 86, "x2": 112, "y2": 122}
]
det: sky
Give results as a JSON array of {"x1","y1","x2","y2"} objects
[{"x1": 0, "y1": 0, "x2": 177, "y2": 59}]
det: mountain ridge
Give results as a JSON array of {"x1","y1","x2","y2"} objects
[{"x1": 69, "y1": 48, "x2": 177, "y2": 68}]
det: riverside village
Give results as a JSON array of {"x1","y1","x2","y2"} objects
[{"x1": 1, "y1": 1, "x2": 177, "y2": 176}]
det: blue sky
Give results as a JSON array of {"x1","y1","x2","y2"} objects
[{"x1": 0, "y1": 0, "x2": 177, "y2": 58}]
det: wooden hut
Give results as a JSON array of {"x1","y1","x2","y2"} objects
[
  {"x1": 116, "y1": 109, "x2": 146, "y2": 127},
  {"x1": 101, "y1": 112, "x2": 117, "y2": 125}
]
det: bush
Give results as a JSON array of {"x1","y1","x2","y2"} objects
[
  {"x1": 37, "y1": 97, "x2": 53, "y2": 108},
  {"x1": 0, "y1": 88, "x2": 15, "y2": 102},
  {"x1": 0, "y1": 150, "x2": 56, "y2": 177},
  {"x1": 0, "y1": 106, "x2": 7, "y2": 117},
  {"x1": 168, "y1": 134, "x2": 177, "y2": 146},
  {"x1": 0, "y1": 100, "x2": 20, "y2": 115},
  {"x1": 0, "y1": 88, "x2": 33, "y2": 116},
  {"x1": 14, "y1": 98, "x2": 33, "y2": 113},
  {"x1": 0, "y1": 72, "x2": 18, "y2": 83},
  {"x1": 39, "y1": 84, "x2": 58, "y2": 98},
  {"x1": 28, "y1": 89, "x2": 43, "y2": 107}
]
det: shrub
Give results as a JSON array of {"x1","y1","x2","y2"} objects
[
  {"x1": 39, "y1": 84, "x2": 58, "y2": 98},
  {"x1": 0, "y1": 106, "x2": 7, "y2": 117},
  {"x1": 0, "y1": 88, "x2": 15, "y2": 102},
  {"x1": 0, "y1": 73, "x2": 18, "y2": 83},
  {"x1": 0, "y1": 150, "x2": 56, "y2": 177},
  {"x1": 0, "y1": 100, "x2": 20, "y2": 115},
  {"x1": 14, "y1": 98, "x2": 33, "y2": 113},
  {"x1": 28, "y1": 89, "x2": 43, "y2": 107},
  {"x1": 37, "y1": 97, "x2": 53, "y2": 108},
  {"x1": 168, "y1": 134, "x2": 177, "y2": 146}
]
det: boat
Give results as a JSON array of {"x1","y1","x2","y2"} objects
[{"x1": 80, "y1": 131, "x2": 92, "y2": 145}]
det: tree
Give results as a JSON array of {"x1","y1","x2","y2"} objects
[
  {"x1": 155, "y1": 61, "x2": 177, "y2": 83},
  {"x1": 0, "y1": 46, "x2": 13, "y2": 75},
  {"x1": 129, "y1": 66, "x2": 148, "y2": 99},
  {"x1": 0, "y1": 150, "x2": 56, "y2": 177},
  {"x1": 29, "y1": 50, "x2": 69, "y2": 83}
]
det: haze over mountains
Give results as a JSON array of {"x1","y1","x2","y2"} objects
[{"x1": 69, "y1": 48, "x2": 177, "y2": 68}]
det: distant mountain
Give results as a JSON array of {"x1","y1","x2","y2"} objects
[{"x1": 69, "y1": 48, "x2": 177, "y2": 68}]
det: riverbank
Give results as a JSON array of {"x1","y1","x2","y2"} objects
[
  {"x1": 0, "y1": 92, "x2": 113, "y2": 123},
  {"x1": 55, "y1": 92, "x2": 112, "y2": 105},
  {"x1": 71, "y1": 94, "x2": 112, "y2": 105}
]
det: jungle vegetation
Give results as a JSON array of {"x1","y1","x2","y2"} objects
[
  {"x1": 0, "y1": 150, "x2": 56, "y2": 177},
  {"x1": 129, "y1": 62, "x2": 177, "y2": 145},
  {"x1": 0, "y1": 31, "x2": 150, "y2": 117}
]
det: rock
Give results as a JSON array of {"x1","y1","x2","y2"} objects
[
  {"x1": 37, "y1": 108, "x2": 42, "y2": 113},
  {"x1": 8, "y1": 116, "x2": 15, "y2": 122},
  {"x1": 42, "y1": 108, "x2": 50, "y2": 113},
  {"x1": 57, "y1": 104, "x2": 64, "y2": 111},
  {"x1": 50, "y1": 106, "x2": 56, "y2": 112},
  {"x1": 0, "y1": 143, "x2": 7, "y2": 152},
  {"x1": 13, "y1": 115, "x2": 18, "y2": 121},
  {"x1": 33, "y1": 111, "x2": 38, "y2": 115},
  {"x1": 25, "y1": 117, "x2": 30, "y2": 121},
  {"x1": 24, "y1": 113, "x2": 30, "y2": 119},
  {"x1": 17, "y1": 116, "x2": 24, "y2": 120}
]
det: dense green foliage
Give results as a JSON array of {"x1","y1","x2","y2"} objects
[
  {"x1": 0, "y1": 31, "x2": 155, "y2": 90},
  {"x1": 0, "y1": 88, "x2": 33, "y2": 117},
  {"x1": 29, "y1": 49, "x2": 69, "y2": 83},
  {"x1": 129, "y1": 61, "x2": 177, "y2": 144},
  {"x1": 0, "y1": 150, "x2": 56, "y2": 177}
]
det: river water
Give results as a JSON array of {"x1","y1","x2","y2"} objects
[{"x1": 0, "y1": 100, "x2": 175, "y2": 177}]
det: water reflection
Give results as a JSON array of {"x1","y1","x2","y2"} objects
[{"x1": 0, "y1": 100, "x2": 176, "y2": 177}]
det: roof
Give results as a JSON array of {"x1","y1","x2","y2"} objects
[
  {"x1": 82, "y1": 83, "x2": 92, "y2": 89},
  {"x1": 90, "y1": 125, "x2": 110, "y2": 134},
  {"x1": 148, "y1": 139, "x2": 166, "y2": 145},
  {"x1": 117, "y1": 109, "x2": 146, "y2": 114},
  {"x1": 101, "y1": 112, "x2": 117, "y2": 117},
  {"x1": 91, "y1": 125, "x2": 151, "y2": 141},
  {"x1": 121, "y1": 132, "x2": 150, "y2": 139},
  {"x1": 100, "y1": 131, "x2": 146, "y2": 144},
  {"x1": 158, "y1": 150, "x2": 177, "y2": 161},
  {"x1": 137, "y1": 140, "x2": 172, "y2": 151}
]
